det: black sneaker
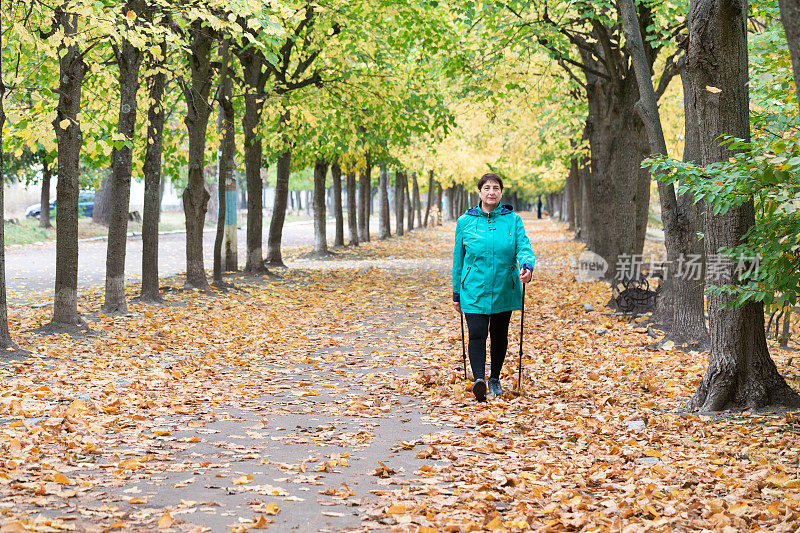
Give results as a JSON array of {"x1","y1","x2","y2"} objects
[
  {"x1": 488, "y1": 378, "x2": 503, "y2": 396},
  {"x1": 472, "y1": 378, "x2": 487, "y2": 402}
]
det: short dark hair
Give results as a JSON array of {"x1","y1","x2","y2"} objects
[{"x1": 477, "y1": 173, "x2": 503, "y2": 190}]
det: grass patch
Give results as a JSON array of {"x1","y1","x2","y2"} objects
[{"x1": 5, "y1": 219, "x2": 56, "y2": 246}]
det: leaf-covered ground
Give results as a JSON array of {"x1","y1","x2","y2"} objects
[{"x1": 1, "y1": 215, "x2": 799, "y2": 532}]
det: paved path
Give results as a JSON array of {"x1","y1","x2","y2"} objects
[
  {"x1": 2, "y1": 245, "x2": 458, "y2": 532},
  {"x1": 6, "y1": 217, "x2": 373, "y2": 304}
]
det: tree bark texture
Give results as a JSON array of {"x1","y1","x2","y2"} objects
[
  {"x1": 103, "y1": 14, "x2": 143, "y2": 314},
  {"x1": 582, "y1": 62, "x2": 650, "y2": 278},
  {"x1": 92, "y1": 175, "x2": 112, "y2": 226},
  {"x1": 214, "y1": 39, "x2": 235, "y2": 283},
  {"x1": 650, "y1": 60, "x2": 709, "y2": 345},
  {"x1": 140, "y1": 43, "x2": 166, "y2": 303},
  {"x1": 778, "y1": 0, "x2": 800, "y2": 110},
  {"x1": 346, "y1": 171, "x2": 358, "y2": 246},
  {"x1": 239, "y1": 48, "x2": 269, "y2": 274},
  {"x1": 312, "y1": 157, "x2": 329, "y2": 255},
  {"x1": 52, "y1": 10, "x2": 88, "y2": 326},
  {"x1": 687, "y1": 0, "x2": 799, "y2": 411},
  {"x1": 358, "y1": 154, "x2": 371, "y2": 242},
  {"x1": 424, "y1": 170, "x2": 434, "y2": 226},
  {"x1": 181, "y1": 20, "x2": 216, "y2": 289},
  {"x1": 39, "y1": 154, "x2": 53, "y2": 228},
  {"x1": 394, "y1": 171, "x2": 405, "y2": 236},
  {"x1": 378, "y1": 166, "x2": 391, "y2": 239},
  {"x1": 266, "y1": 150, "x2": 291, "y2": 266},
  {"x1": 331, "y1": 160, "x2": 344, "y2": 246}
]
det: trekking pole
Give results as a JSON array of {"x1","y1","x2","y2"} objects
[
  {"x1": 460, "y1": 312, "x2": 467, "y2": 380},
  {"x1": 517, "y1": 283, "x2": 526, "y2": 391}
]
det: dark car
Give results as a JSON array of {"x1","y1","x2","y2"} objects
[{"x1": 25, "y1": 191, "x2": 95, "y2": 219}]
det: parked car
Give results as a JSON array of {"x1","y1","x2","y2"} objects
[{"x1": 25, "y1": 191, "x2": 95, "y2": 219}]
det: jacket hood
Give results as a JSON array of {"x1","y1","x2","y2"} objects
[{"x1": 466, "y1": 203, "x2": 514, "y2": 217}]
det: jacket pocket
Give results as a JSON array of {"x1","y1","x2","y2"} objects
[{"x1": 460, "y1": 265, "x2": 472, "y2": 286}]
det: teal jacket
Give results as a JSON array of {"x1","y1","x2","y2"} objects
[{"x1": 452, "y1": 204, "x2": 536, "y2": 314}]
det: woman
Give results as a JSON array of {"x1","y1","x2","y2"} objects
[{"x1": 452, "y1": 173, "x2": 535, "y2": 401}]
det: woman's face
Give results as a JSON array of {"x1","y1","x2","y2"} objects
[{"x1": 479, "y1": 180, "x2": 502, "y2": 208}]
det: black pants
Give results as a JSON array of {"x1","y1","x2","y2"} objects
[{"x1": 464, "y1": 311, "x2": 512, "y2": 381}]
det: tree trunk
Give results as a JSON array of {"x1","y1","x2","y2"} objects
[
  {"x1": 395, "y1": 171, "x2": 405, "y2": 236},
  {"x1": 649, "y1": 60, "x2": 709, "y2": 346},
  {"x1": 103, "y1": 15, "x2": 143, "y2": 314},
  {"x1": 687, "y1": 0, "x2": 800, "y2": 411},
  {"x1": 566, "y1": 160, "x2": 577, "y2": 231},
  {"x1": 39, "y1": 154, "x2": 53, "y2": 229},
  {"x1": 181, "y1": 20, "x2": 216, "y2": 289},
  {"x1": 580, "y1": 46, "x2": 650, "y2": 280},
  {"x1": 312, "y1": 157, "x2": 329, "y2": 255},
  {"x1": 406, "y1": 176, "x2": 414, "y2": 231},
  {"x1": 569, "y1": 156, "x2": 583, "y2": 237},
  {"x1": 424, "y1": 170, "x2": 434, "y2": 226},
  {"x1": 214, "y1": 38, "x2": 235, "y2": 284},
  {"x1": 238, "y1": 47, "x2": 268, "y2": 274},
  {"x1": 358, "y1": 154, "x2": 371, "y2": 242},
  {"x1": 51, "y1": 10, "x2": 89, "y2": 327},
  {"x1": 445, "y1": 186, "x2": 454, "y2": 220},
  {"x1": 436, "y1": 183, "x2": 443, "y2": 224},
  {"x1": 266, "y1": 149, "x2": 291, "y2": 266},
  {"x1": 346, "y1": 171, "x2": 358, "y2": 246},
  {"x1": 331, "y1": 159, "x2": 344, "y2": 247},
  {"x1": 92, "y1": 175, "x2": 112, "y2": 226},
  {"x1": 0, "y1": 16, "x2": 16, "y2": 350},
  {"x1": 412, "y1": 172, "x2": 422, "y2": 228},
  {"x1": 378, "y1": 165, "x2": 390, "y2": 239},
  {"x1": 620, "y1": 0, "x2": 709, "y2": 347},
  {"x1": 779, "y1": 0, "x2": 800, "y2": 111},
  {"x1": 140, "y1": 41, "x2": 166, "y2": 303}
]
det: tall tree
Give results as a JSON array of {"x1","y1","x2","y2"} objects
[
  {"x1": 49, "y1": 4, "x2": 90, "y2": 329},
  {"x1": 213, "y1": 37, "x2": 235, "y2": 284},
  {"x1": 180, "y1": 18, "x2": 217, "y2": 289},
  {"x1": 236, "y1": 36, "x2": 270, "y2": 274},
  {"x1": 140, "y1": 23, "x2": 167, "y2": 304},
  {"x1": 686, "y1": 0, "x2": 799, "y2": 411},
  {"x1": 102, "y1": 0, "x2": 145, "y2": 314}
]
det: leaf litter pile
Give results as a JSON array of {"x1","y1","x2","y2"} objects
[{"x1": 0, "y1": 214, "x2": 799, "y2": 532}]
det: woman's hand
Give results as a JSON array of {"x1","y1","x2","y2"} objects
[
  {"x1": 519, "y1": 267, "x2": 532, "y2": 284},
  {"x1": 453, "y1": 302, "x2": 462, "y2": 314}
]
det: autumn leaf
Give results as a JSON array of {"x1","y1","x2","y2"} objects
[{"x1": 157, "y1": 513, "x2": 175, "y2": 529}]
